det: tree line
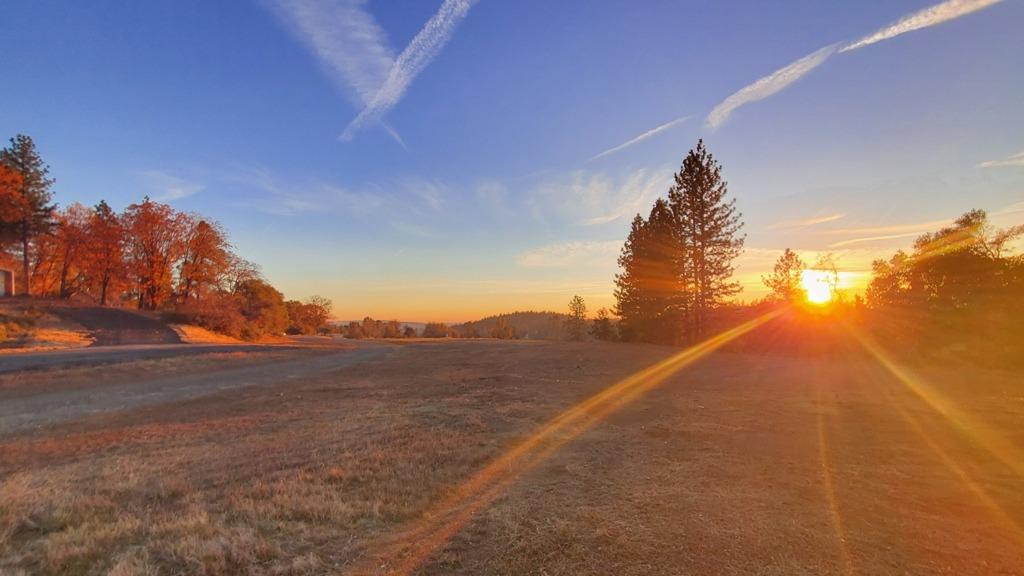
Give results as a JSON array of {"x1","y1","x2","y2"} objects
[{"x1": 0, "y1": 134, "x2": 331, "y2": 339}]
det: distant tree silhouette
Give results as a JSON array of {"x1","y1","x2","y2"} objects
[
  {"x1": 490, "y1": 316, "x2": 516, "y2": 339},
  {"x1": 382, "y1": 319, "x2": 402, "y2": 338},
  {"x1": 668, "y1": 140, "x2": 744, "y2": 340},
  {"x1": 565, "y1": 294, "x2": 588, "y2": 341},
  {"x1": 285, "y1": 296, "x2": 333, "y2": 335},
  {"x1": 590, "y1": 307, "x2": 616, "y2": 341},
  {"x1": 344, "y1": 321, "x2": 365, "y2": 339},
  {"x1": 422, "y1": 322, "x2": 449, "y2": 338},
  {"x1": 762, "y1": 248, "x2": 806, "y2": 303},
  {"x1": 0, "y1": 135, "x2": 56, "y2": 294},
  {"x1": 402, "y1": 325, "x2": 417, "y2": 338}
]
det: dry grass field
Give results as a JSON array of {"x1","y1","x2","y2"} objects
[{"x1": 1, "y1": 337, "x2": 1022, "y2": 575}]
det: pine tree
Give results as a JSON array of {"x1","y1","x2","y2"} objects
[
  {"x1": 613, "y1": 200, "x2": 684, "y2": 343},
  {"x1": 590, "y1": 308, "x2": 616, "y2": 341},
  {"x1": 565, "y1": 295, "x2": 587, "y2": 341},
  {"x1": 668, "y1": 140, "x2": 744, "y2": 340},
  {"x1": 613, "y1": 214, "x2": 648, "y2": 341},
  {"x1": 763, "y1": 248, "x2": 806, "y2": 303},
  {"x1": 0, "y1": 135, "x2": 56, "y2": 295}
]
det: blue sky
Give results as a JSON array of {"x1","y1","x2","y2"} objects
[{"x1": 2, "y1": 0, "x2": 1022, "y2": 320}]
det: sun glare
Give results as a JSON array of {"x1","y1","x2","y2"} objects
[{"x1": 801, "y1": 269, "x2": 834, "y2": 305}]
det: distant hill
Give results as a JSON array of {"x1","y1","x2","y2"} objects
[{"x1": 454, "y1": 311, "x2": 566, "y2": 340}]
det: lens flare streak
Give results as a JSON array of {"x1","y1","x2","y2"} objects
[{"x1": 354, "y1": 310, "x2": 784, "y2": 575}]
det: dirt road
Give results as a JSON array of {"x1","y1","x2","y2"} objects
[{"x1": 0, "y1": 342, "x2": 394, "y2": 435}]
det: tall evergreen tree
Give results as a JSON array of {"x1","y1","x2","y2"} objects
[
  {"x1": 0, "y1": 134, "x2": 56, "y2": 295},
  {"x1": 668, "y1": 140, "x2": 744, "y2": 340},
  {"x1": 613, "y1": 199, "x2": 684, "y2": 343}
]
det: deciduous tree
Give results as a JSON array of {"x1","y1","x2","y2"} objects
[{"x1": 0, "y1": 135, "x2": 56, "y2": 294}]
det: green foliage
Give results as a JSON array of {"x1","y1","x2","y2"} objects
[
  {"x1": 232, "y1": 278, "x2": 289, "y2": 340},
  {"x1": 615, "y1": 140, "x2": 744, "y2": 343},
  {"x1": 590, "y1": 308, "x2": 617, "y2": 341},
  {"x1": 564, "y1": 295, "x2": 588, "y2": 341},
  {"x1": 762, "y1": 248, "x2": 806, "y2": 303},
  {"x1": 866, "y1": 210, "x2": 1024, "y2": 363}
]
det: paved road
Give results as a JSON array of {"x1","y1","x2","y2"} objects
[
  {"x1": 52, "y1": 306, "x2": 182, "y2": 345},
  {"x1": 0, "y1": 344, "x2": 275, "y2": 374},
  {"x1": 0, "y1": 343, "x2": 395, "y2": 435}
]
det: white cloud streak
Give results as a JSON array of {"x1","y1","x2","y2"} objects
[
  {"x1": 517, "y1": 240, "x2": 621, "y2": 269},
  {"x1": 767, "y1": 213, "x2": 846, "y2": 230},
  {"x1": 705, "y1": 44, "x2": 838, "y2": 130},
  {"x1": 840, "y1": 0, "x2": 1004, "y2": 53},
  {"x1": 138, "y1": 170, "x2": 205, "y2": 201},
  {"x1": 341, "y1": 0, "x2": 477, "y2": 141},
  {"x1": 589, "y1": 116, "x2": 689, "y2": 162},
  {"x1": 978, "y1": 150, "x2": 1024, "y2": 168},
  {"x1": 270, "y1": 0, "x2": 394, "y2": 104},
  {"x1": 528, "y1": 167, "x2": 670, "y2": 227},
  {"x1": 270, "y1": 0, "x2": 410, "y2": 146}
]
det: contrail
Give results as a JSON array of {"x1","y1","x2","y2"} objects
[
  {"x1": 841, "y1": 0, "x2": 1004, "y2": 53},
  {"x1": 589, "y1": 115, "x2": 690, "y2": 162},
  {"x1": 706, "y1": 44, "x2": 838, "y2": 130},
  {"x1": 270, "y1": 0, "x2": 406, "y2": 145},
  {"x1": 341, "y1": 0, "x2": 477, "y2": 141}
]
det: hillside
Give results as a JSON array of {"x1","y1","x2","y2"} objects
[{"x1": 455, "y1": 311, "x2": 567, "y2": 340}]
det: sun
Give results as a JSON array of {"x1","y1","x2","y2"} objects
[{"x1": 801, "y1": 269, "x2": 835, "y2": 305}]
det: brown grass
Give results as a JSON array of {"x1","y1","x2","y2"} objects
[
  {"x1": 0, "y1": 304, "x2": 92, "y2": 353},
  {"x1": 1, "y1": 339, "x2": 1021, "y2": 575},
  {"x1": 169, "y1": 324, "x2": 244, "y2": 344}
]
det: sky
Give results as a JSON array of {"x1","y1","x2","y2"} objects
[{"x1": 2, "y1": 0, "x2": 1022, "y2": 322}]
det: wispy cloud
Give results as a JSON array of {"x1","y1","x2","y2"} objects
[
  {"x1": 767, "y1": 212, "x2": 846, "y2": 230},
  {"x1": 517, "y1": 240, "x2": 621, "y2": 269},
  {"x1": 270, "y1": 0, "x2": 394, "y2": 104},
  {"x1": 270, "y1": 0, "x2": 410, "y2": 145},
  {"x1": 589, "y1": 116, "x2": 689, "y2": 162},
  {"x1": 706, "y1": 44, "x2": 838, "y2": 130},
  {"x1": 840, "y1": 0, "x2": 1004, "y2": 53},
  {"x1": 529, "y1": 167, "x2": 670, "y2": 227},
  {"x1": 823, "y1": 217, "x2": 956, "y2": 248},
  {"x1": 828, "y1": 231, "x2": 925, "y2": 248},
  {"x1": 978, "y1": 150, "x2": 1024, "y2": 168},
  {"x1": 341, "y1": 0, "x2": 477, "y2": 141},
  {"x1": 825, "y1": 218, "x2": 953, "y2": 236},
  {"x1": 137, "y1": 170, "x2": 205, "y2": 201}
]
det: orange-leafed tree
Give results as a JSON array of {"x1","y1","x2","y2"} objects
[
  {"x1": 51, "y1": 203, "x2": 92, "y2": 298},
  {"x1": 0, "y1": 135, "x2": 56, "y2": 294},
  {"x1": 123, "y1": 197, "x2": 188, "y2": 310},
  {"x1": 0, "y1": 163, "x2": 26, "y2": 224},
  {"x1": 178, "y1": 217, "x2": 232, "y2": 303},
  {"x1": 83, "y1": 201, "x2": 128, "y2": 305}
]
